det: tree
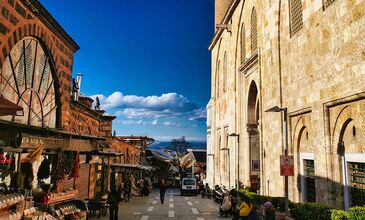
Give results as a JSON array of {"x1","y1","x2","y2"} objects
[
  {"x1": 165, "y1": 136, "x2": 191, "y2": 181},
  {"x1": 165, "y1": 136, "x2": 191, "y2": 157}
]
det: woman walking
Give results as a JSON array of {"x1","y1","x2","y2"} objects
[
  {"x1": 238, "y1": 195, "x2": 252, "y2": 220},
  {"x1": 159, "y1": 179, "x2": 167, "y2": 204}
]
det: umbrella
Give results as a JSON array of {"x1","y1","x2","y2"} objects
[{"x1": 0, "y1": 95, "x2": 23, "y2": 116}]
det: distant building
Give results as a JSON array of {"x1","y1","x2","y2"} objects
[{"x1": 207, "y1": 0, "x2": 365, "y2": 210}]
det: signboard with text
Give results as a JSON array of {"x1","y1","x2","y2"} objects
[{"x1": 280, "y1": 155, "x2": 294, "y2": 176}]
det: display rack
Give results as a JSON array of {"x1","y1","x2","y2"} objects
[{"x1": 48, "y1": 190, "x2": 78, "y2": 205}]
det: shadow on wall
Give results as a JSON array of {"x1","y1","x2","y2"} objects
[{"x1": 294, "y1": 173, "x2": 364, "y2": 210}]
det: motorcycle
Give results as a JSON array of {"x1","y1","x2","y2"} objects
[
  {"x1": 213, "y1": 185, "x2": 228, "y2": 203},
  {"x1": 201, "y1": 184, "x2": 213, "y2": 199}
]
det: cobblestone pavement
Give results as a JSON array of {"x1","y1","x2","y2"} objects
[{"x1": 90, "y1": 188, "x2": 232, "y2": 220}]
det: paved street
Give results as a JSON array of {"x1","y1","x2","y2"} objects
[{"x1": 90, "y1": 188, "x2": 228, "y2": 220}]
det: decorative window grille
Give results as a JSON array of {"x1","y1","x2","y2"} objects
[
  {"x1": 37, "y1": 54, "x2": 46, "y2": 90},
  {"x1": 349, "y1": 162, "x2": 365, "y2": 206},
  {"x1": 17, "y1": 48, "x2": 24, "y2": 86},
  {"x1": 241, "y1": 24, "x2": 246, "y2": 64},
  {"x1": 216, "y1": 61, "x2": 220, "y2": 97},
  {"x1": 251, "y1": 8, "x2": 257, "y2": 53},
  {"x1": 304, "y1": 159, "x2": 316, "y2": 202},
  {"x1": 41, "y1": 64, "x2": 50, "y2": 95},
  {"x1": 25, "y1": 44, "x2": 33, "y2": 88},
  {"x1": 290, "y1": 0, "x2": 303, "y2": 36},
  {"x1": 324, "y1": 0, "x2": 336, "y2": 8},
  {"x1": 223, "y1": 52, "x2": 227, "y2": 93}
]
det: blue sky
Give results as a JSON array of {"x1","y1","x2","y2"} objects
[{"x1": 40, "y1": 0, "x2": 214, "y2": 141}]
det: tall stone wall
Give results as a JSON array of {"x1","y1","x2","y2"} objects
[{"x1": 208, "y1": 0, "x2": 365, "y2": 209}]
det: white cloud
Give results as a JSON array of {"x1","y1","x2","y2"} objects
[
  {"x1": 154, "y1": 135, "x2": 205, "y2": 142},
  {"x1": 119, "y1": 119, "x2": 182, "y2": 127},
  {"x1": 90, "y1": 92, "x2": 197, "y2": 112},
  {"x1": 90, "y1": 91, "x2": 206, "y2": 122}
]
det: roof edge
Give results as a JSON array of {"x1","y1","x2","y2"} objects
[
  {"x1": 21, "y1": 0, "x2": 80, "y2": 52},
  {"x1": 208, "y1": 0, "x2": 241, "y2": 50}
]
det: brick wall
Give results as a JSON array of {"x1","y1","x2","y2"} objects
[{"x1": 0, "y1": 0, "x2": 78, "y2": 129}]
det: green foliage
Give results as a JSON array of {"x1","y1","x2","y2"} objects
[
  {"x1": 166, "y1": 136, "x2": 191, "y2": 157},
  {"x1": 238, "y1": 188, "x2": 364, "y2": 220},
  {"x1": 290, "y1": 202, "x2": 332, "y2": 220},
  {"x1": 331, "y1": 209, "x2": 349, "y2": 220},
  {"x1": 348, "y1": 206, "x2": 365, "y2": 220},
  {"x1": 238, "y1": 189, "x2": 292, "y2": 212}
]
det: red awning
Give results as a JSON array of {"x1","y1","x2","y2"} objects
[{"x1": 0, "y1": 95, "x2": 23, "y2": 116}]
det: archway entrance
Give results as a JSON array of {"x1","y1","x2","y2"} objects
[
  {"x1": 247, "y1": 81, "x2": 260, "y2": 192},
  {"x1": 337, "y1": 118, "x2": 365, "y2": 209}
]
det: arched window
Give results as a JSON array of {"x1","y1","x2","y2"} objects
[
  {"x1": 241, "y1": 24, "x2": 246, "y2": 64},
  {"x1": 223, "y1": 52, "x2": 227, "y2": 93},
  {"x1": 216, "y1": 60, "x2": 220, "y2": 97},
  {"x1": 251, "y1": 8, "x2": 257, "y2": 53},
  {"x1": 290, "y1": 0, "x2": 303, "y2": 36}
]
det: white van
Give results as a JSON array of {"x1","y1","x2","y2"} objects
[{"x1": 180, "y1": 177, "x2": 197, "y2": 196}]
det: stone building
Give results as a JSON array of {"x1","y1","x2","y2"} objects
[
  {"x1": 207, "y1": 0, "x2": 365, "y2": 210},
  {"x1": 0, "y1": 0, "x2": 120, "y2": 201}
]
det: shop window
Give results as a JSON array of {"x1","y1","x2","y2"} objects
[
  {"x1": 304, "y1": 159, "x2": 316, "y2": 202},
  {"x1": 348, "y1": 162, "x2": 365, "y2": 206},
  {"x1": 251, "y1": 8, "x2": 257, "y2": 53},
  {"x1": 289, "y1": 0, "x2": 303, "y2": 36}
]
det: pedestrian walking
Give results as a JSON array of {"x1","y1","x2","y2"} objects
[
  {"x1": 263, "y1": 201, "x2": 275, "y2": 220},
  {"x1": 238, "y1": 195, "x2": 252, "y2": 220},
  {"x1": 107, "y1": 185, "x2": 121, "y2": 220},
  {"x1": 159, "y1": 179, "x2": 167, "y2": 204},
  {"x1": 124, "y1": 178, "x2": 131, "y2": 202}
]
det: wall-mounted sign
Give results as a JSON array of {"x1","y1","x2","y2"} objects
[
  {"x1": 252, "y1": 160, "x2": 260, "y2": 171},
  {"x1": 280, "y1": 155, "x2": 294, "y2": 176}
]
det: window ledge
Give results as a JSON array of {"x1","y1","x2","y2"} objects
[{"x1": 238, "y1": 50, "x2": 258, "y2": 74}]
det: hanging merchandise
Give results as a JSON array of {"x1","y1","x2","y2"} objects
[
  {"x1": 37, "y1": 157, "x2": 51, "y2": 180},
  {"x1": 0, "y1": 153, "x2": 15, "y2": 181},
  {"x1": 53, "y1": 150, "x2": 67, "y2": 182},
  {"x1": 20, "y1": 162, "x2": 34, "y2": 190},
  {"x1": 68, "y1": 152, "x2": 80, "y2": 179},
  {"x1": 24, "y1": 143, "x2": 44, "y2": 163}
]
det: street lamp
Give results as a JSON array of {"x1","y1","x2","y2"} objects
[
  {"x1": 265, "y1": 106, "x2": 289, "y2": 216},
  {"x1": 228, "y1": 133, "x2": 240, "y2": 191}
]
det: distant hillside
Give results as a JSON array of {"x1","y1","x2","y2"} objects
[{"x1": 148, "y1": 141, "x2": 206, "y2": 150}]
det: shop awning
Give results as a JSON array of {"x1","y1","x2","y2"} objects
[{"x1": 0, "y1": 95, "x2": 23, "y2": 116}]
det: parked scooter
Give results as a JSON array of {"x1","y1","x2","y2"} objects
[
  {"x1": 213, "y1": 185, "x2": 229, "y2": 203},
  {"x1": 201, "y1": 183, "x2": 212, "y2": 199}
]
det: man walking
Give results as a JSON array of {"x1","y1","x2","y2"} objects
[
  {"x1": 107, "y1": 185, "x2": 121, "y2": 220},
  {"x1": 159, "y1": 179, "x2": 167, "y2": 204}
]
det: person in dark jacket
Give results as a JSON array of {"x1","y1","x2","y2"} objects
[
  {"x1": 107, "y1": 185, "x2": 121, "y2": 220},
  {"x1": 159, "y1": 179, "x2": 167, "y2": 204}
]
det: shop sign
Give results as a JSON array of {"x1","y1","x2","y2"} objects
[
  {"x1": 280, "y1": 155, "x2": 294, "y2": 176},
  {"x1": 21, "y1": 136, "x2": 65, "y2": 149}
]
